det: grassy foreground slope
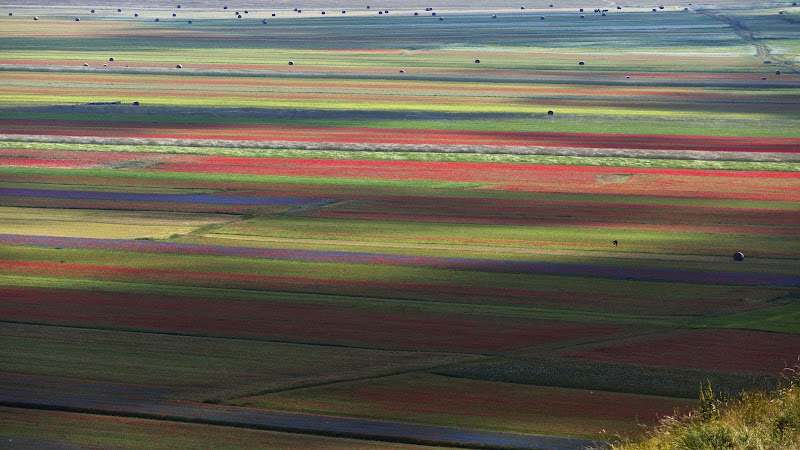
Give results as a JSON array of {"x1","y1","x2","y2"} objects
[{"x1": 0, "y1": 2, "x2": 799, "y2": 447}]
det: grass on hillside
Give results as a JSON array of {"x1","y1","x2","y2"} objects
[{"x1": 613, "y1": 362, "x2": 800, "y2": 449}]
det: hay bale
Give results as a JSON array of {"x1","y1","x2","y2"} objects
[
  {"x1": 547, "y1": 110, "x2": 554, "y2": 115},
  {"x1": 75, "y1": 17, "x2": 80, "y2": 21},
  {"x1": 34, "y1": 16, "x2": 38, "y2": 20},
  {"x1": 83, "y1": 63, "x2": 89, "y2": 66},
  {"x1": 109, "y1": 57, "x2": 114, "y2": 61},
  {"x1": 399, "y1": 69, "x2": 405, "y2": 73},
  {"x1": 414, "y1": 12, "x2": 419, "y2": 15},
  {"x1": 578, "y1": 61, "x2": 584, "y2": 65},
  {"x1": 90, "y1": 10, "x2": 94, "y2": 13},
  {"x1": 154, "y1": 18, "x2": 159, "y2": 21},
  {"x1": 134, "y1": 13, "x2": 138, "y2": 17},
  {"x1": 579, "y1": 8, "x2": 583, "y2": 12},
  {"x1": 492, "y1": 14, "x2": 497, "y2": 18},
  {"x1": 288, "y1": 61, "x2": 294, "y2": 65},
  {"x1": 172, "y1": 13, "x2": 176, "y2": 16},
  {"x1": 733, "y1": 252, "x2": 744, "y2": 261},
  {"x1": 776, "y1": 70, "x2": 781, "y2": 75},
  {"x1": 580, "y1": 15, "x2": 585, "y2": 18},
  {"x1": 475, "y1": 59, "x2": 481, "y2": 63},
  {"x1": 133, "y1": 101, "x2": 139, "y2": 105},
  {"x1": 188, "y1": 20, "x2": 192, "y2": 23},
  {"x1": 540, "y1": 15, "x2": 545, "y2": 19},
  {"x1": 176, "y1": 64, "x2": 182, "y2": 68}
]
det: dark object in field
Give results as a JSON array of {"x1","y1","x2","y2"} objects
[
  {"x1": 578, "y1": 61, "x2": 584, "y2": 65},
  {"x1": 154, "y1": 18, "x2": 159, "y2": 21},
  {"x1": 617, "y1": 6, "x2": 622, "y2": 9},
  {"x1": 272, "y1": 13, "x2": 276, "y2": 16},
  {"x1": 601, "y1": 12, "x2": 606, "y2": 16},
  {"x1": 34, "y1": 16, "x2": 38, "y2": 20},
  {"x1": 761, "y1": 77, "x2": 767, "y2": 80},
  {"x1": 612, "y1": 240, "x2": 618, "y2": 246},
  {"x1": 547, "y1": 110, "x2": 554, "y2": 115},
  {"x1": 132, "y1": 101, "x2": 139, "y2": 105},
  {"x1": 237, "y1": 15, "x2": 241, "y2": 18},
  {"x1": 172, "y1": 13, "x2": 176, "y2": 17},
  {"x1": 342, "y1": 10, "x2": 346, "y2": 14},
  {"x1": 653, "y1": 8, "x2": 657, "y2": 11},
  {"x1": 177, "y1": 5, "x2": 180, "y2": 8},
  {"x1": 378, "y1": 11, "x2": 382, "y2": 14},
  {"x1": 540, "y1": 16, "x2": 545, "y2": 19},
  {"x1": 385, "y1": 10, "x2": 389, "y2": 13},
  {"x1": 297, "y1": 9, "x2": 301, "y2": 13},
  {"x1": 176, "y1": 64, "x2": 182, "y2": 68},
  {"x1": 235, "y1": 11, "x2": 239, "y2": 15},
  {"x1": 475, "y1": 59, "x2": 481, "y2": 63},
  {"x1": 775, "y1": 70, "x2": 781, "y2": 75},
  {"x1": 224, "y1": 6, "x2": 228, "y2": 9},
  {"x1": 550, "y1": 4, "x2": 553, "y2": 7},
  {"x1": 764, "y1": 60, "x2": 771, "y2": 64},
  {"x1": 117, "y1": 9, "x2": 122, "y2": 12},
  {"x1": 261, "y1": 19, "x2": 266, "y2": 24},
  {"x1": 367, "y1": 6, "x2": 370, "y2": 9},
  {"x1": 779, "y1": 10, "x2": 785, "y2": 14},
  {"x1": 579, "y1": 8, "x2": 583, "y2": 12},
  {"x1": 414, "y1": 12, "x2": 419, "y2": 15},
  {"x1": 109, "y1": 57, "x2": 114, "y2": 61},
  {"x1": 86, "y1": 101, "x2": 121, "y2": 105},
  {"x1": 288, "y1": 61, "x2": 294, "y2": 65},
  {"x1": 659, "y1": 5, "x2": 664, "y2": 9},
  {"x1": 399, "y1": 69, "x2": 405, "y2": 73},
  {"x1": 90, "y1": 10, "x2": 94, "y2": 13},
  {"x1": 244, "y1": 10, "x2": 248, "y2": 14},
  {"x1": 103, "y1": 64, "x2": 107, "y2": 67},
  {"x1": 75, "y1": 17, "x2": 80, "y2": 21},
  {"x1": 580, "y1": 15, "x2": 585, "y2": 18},
  {"x1": 322, "y1": 11, "x2": 325, "y2": 14},
  {"x1": 439, "y1": 17, "x2": 443, "y2": 20},
  {"x1": 188, "y1": 20, "x2": 192, "y2": 23},
  {"x1": 733, "y1": 252, "x2": 745, "y2": 261},
  {"x1": 521, "y1": 6, "x2": 525, "y2": 9},
  {"x1": 432, "y1": 12, "x2": 436, "y2": 15},
  {"x1": 492, "y1": 14, "x2": 497, "y2": 18},
  {"x1": 83, "y1": 63, "x2": 89, "y2": 66},
  {"x1": 625, "y1": 75, "x2": 630, "y2": 78}
]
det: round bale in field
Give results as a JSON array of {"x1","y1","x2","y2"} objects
[
  {"x1": 492, "y1": 14, "x2": 497, "y2": 18},
  {"x1": 776, "y1": 70, "x2": 781, "y2": 75},
  {"x1": 547, "y1": 110, "x2": 554, "y2": 115},
  {"x1": 288, "y1": 61, "x2": 294, "y2": 65},
  {"x1": 75, "y1": 17, "x2": 80, "y2": 21},
  {"x1": 580, "y1": 15, "x2": 585, "y2": 18},
  {"x1": 578, "y1": 61, "x2": 584, "y2": 65},
  {"x1": 134, "y1": 13, "x2": 138, "y2": 17},
  {"x1": 133, "y1": 101, "x2": 139, "y2": 105},
  {"x1": 414, "y1": 12, "x2": 419, "y2": 15},
  {"x1": 733, "y1": 252, "x2": 745, "y2": 261},
  {"x1": 272, "y1": 13, "x2": 276, "y2": 16},
  {"x1": 761, "y1": 77, "x2": 767, "y2": 80},
  {"x1": 172, "y1": 13, "x2": 176, "y2": 17},
  {"x1": 540, "y1": 16, "x2": 545, "y2": 19},
  {"x1": 154, "y1": 18, "x2": 159, "y2": 21},
  {"x1": 399, "y1": 69, "x2": 405, "y2": 73},
  {"x1": 475, "y1": 59, "x2": 481, "y2": 63},
  {"x1": 117, "y1": 9, "x2": 122, "y2": 12},
  {"x1": 188, "y1": 20, "x2": 192, "y2": 23},
  {"x1": 90, "y1": 10, "x2": 94, "y2": 13},
  {"x1": 109, "y1": 57, "x2": 114, "y2": 61},
  {"x1": 83, "y1": 63, "x2": 89, "y2": 66},
  {"x1": 34, "y1": 16, "x2": 38, "y2": 20},
  {"x1": 103, "y1": 64, "x2": 107, "y2": 67},
  {"x1": 176, "y1": 64, "x2": 182, "y2": 68},
  {"x1": 177, "y1": 5, "x2": 181, "y2": 8},
  {"x1": 261, "y1": 19, "x2": 266, "y2": 23},
  {"x1": 439, "y1": 17, "x2": 443, "y2": 20}
]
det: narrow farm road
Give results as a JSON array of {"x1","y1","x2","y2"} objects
[
  {"x1": 699, "y1": 9, "x2": 798, "y2": 73},
  {"x1": 0, "y1": 374, "x2": 599, "y2": 449}
]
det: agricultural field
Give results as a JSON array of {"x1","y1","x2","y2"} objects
[{"x1": 0, "y1": 1, "x2": 798, "y2": 448}]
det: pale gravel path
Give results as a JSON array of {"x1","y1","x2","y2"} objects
[{"x1": 2, "y1": 134, "x2": 799, "y2": 162}]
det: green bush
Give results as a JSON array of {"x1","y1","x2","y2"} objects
[{"x1": 614, "y1": 360, "x2": 800, "y2": 450}]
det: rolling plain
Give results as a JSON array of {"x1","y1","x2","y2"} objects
[{"x1": 0, "y1": 1, "x2": 799, "y2": 448}]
